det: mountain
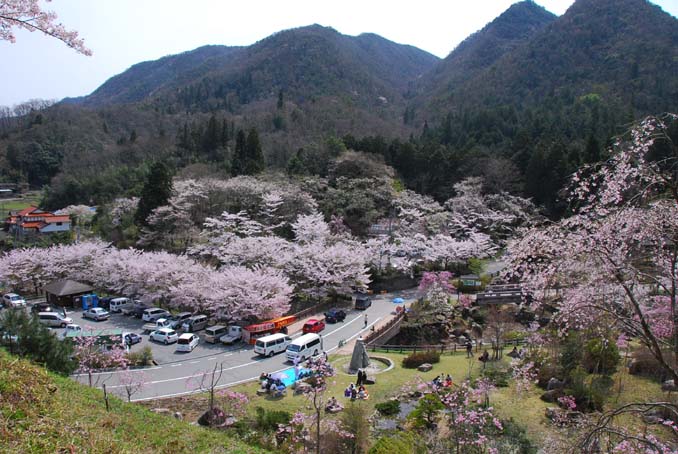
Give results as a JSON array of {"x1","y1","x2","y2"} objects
[
  {"x1": 420, "y1": 0, "x2": 678, "y2": 119},
  {"x1": 417, "y1": 1, "x2": 557, "y2": 114},
  {"x1": 76, "y1": 25, "x2": 439, "y2": 117}
]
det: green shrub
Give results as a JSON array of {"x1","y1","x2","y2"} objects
[
  {"x1": 370, "y1": 433, "x2": 422, "y2": 454},
  {"x1": 559, "y1": 333, "x2": 584, "y2": 378},
  {"x1": 254, "y1": 406, "x2": 290, "y2": 432},
  {"x1": 566, "y1": 367, "x2": 605, "y2": 412},
  {"x1": 504, "y1": 331, "x2": 528, "y2": 342},
  {"x1": 402, "y1": 351, "x2": 440, "y2": 369},
  {"x1": 481, "y1": 363, "x2": 511, "y2": 387},
  {"x1": 127, "y1": 346, "x2": 153, "y2": 367},
  {"x1": 408, "y1": 394, "x2": 444, "y2": 429},
  {"x1": 582, "y1": 338, "x2": 620, "y2": 375},
  {"x1": 375, "y1": 399, "x2": 401, "y2": 416},
  {"x1": 496, "y1": 418, "x2": 538, "y2": 454}
]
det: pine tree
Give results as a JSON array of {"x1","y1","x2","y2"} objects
[
  {"x1": 135, "y1": 161, "x2": 173, "y2": 226},
  {"x1": 583, "y1": 133, "x2": 601, "y2": 164},
  {"x1": 245, "y1": 128, "x2": 265, "y2": 175},
  {"x1": 231, "y1": 129, "x2": 247, "y2": 176}
]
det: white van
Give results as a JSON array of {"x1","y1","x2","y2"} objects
[
  {"x1": 254, "y1": 333, "x2": 292, "y2": 357},
  {"x1": 108, "y1": 297, "x2": 131, "y2": 313},
  {"x1": 285, "y1": 333, "x2": 322, "y2": 362}
]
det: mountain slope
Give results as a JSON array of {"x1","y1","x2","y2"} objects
[
  {"x1": 419, "y1": 0, "x2": 556, "y2": 112},
  {"x1": 422, "y1": 0, "x2": 678, "y2": 118}
]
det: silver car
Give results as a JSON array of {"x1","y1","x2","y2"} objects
[
  {"x1": 2, "y1": 293, "x2": 26, "y2": 308},
  {"x1": 83, "y1": 307, "x2": 110, "y2": 321}
]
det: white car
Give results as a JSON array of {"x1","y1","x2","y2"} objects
[
  {"x1": 176, "y1": 333, "x2": 199, "y2": 352},
  {"x1": 3, "y1": 293, "x2": 26, "y2": 308},
  {"x1": 142, "y1": 307, "x2": 171, "y2": 322},
  {"x1": 149, "y1": 328, "x2": 179, "y2": 345},
  {"x1": 83, "y1": 307, "x2": 110, "y2": 321},
  {"x1": 58, "y1": 323, "x2": 82, "y2": 340}
]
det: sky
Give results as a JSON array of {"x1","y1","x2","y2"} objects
[{"x1": 1, "y1": 0, "x2": 677, "y2": 106}]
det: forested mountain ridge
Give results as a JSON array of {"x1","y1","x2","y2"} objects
[
  {"x1": 73, "y1": 24, "x2": 439, "y2": 115},
  {"x1": 415, "y1": 0, "x2": 557, "y2": 117},
  {"x1": 0, "y1": 0, "x2": 676, "y2": 216}
]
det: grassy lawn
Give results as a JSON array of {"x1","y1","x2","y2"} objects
[
  {"x1": 0, "y1": 349, "x2": 266, "y2": 454},
  {"x1": 0, "y1": 193, "x2": 40, "y2": 219}
]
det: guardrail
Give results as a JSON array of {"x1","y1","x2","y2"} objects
[
  {"x1": 368, "y1": 338, "x2": 528, "y2": 355},
  {"x1": 364, "y1": 310, "x2": 406, "y2": 345}
]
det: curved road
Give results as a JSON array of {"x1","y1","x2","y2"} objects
[{"x1": 73, "y1": 289, "x2": 418, "y2": 402}]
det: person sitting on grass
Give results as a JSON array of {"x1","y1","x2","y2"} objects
[{"x1": 351, "y1": 387, "x2": 358, "y2": 400}]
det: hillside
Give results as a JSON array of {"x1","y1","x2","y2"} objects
[
  {"x1": 0, "y1": 349, "x2": 266, "y2": 453},
  {"x1": 417, "y1": 0, "x2": 557, "y2": 115},
  {"x1": 420, "y1": 0, "x2": 678, "y2": 118}
]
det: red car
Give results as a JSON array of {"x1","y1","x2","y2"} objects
[{"x1": 302, "y1": 318, "x2": 325, "y2": 334}]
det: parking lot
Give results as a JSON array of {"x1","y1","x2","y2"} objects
[{"x1": 23, "y1": 303, "x2": 250, "y2": 365}]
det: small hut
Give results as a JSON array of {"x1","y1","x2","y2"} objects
[{"x1": 43, "y1": 279, "x2": 94, "y2": 307}]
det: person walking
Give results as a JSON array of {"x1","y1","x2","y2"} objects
[
  {"x1": 364, "y1": 313, "x2": 368, "y2": 328},
  {"x1": 466, "y1": 340, "x2": 473, "y2": 358}
]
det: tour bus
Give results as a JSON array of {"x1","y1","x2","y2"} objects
[
  {"x1": 285, "y1": 333, "x2": 323, "y2": 362},
  {"x1": 254, "y1": 333, "x2": 292, "y2": 357}
]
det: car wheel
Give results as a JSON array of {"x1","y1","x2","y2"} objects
[
  {"x1": 313, "y1": 350, "x2": 318, "y2": 356},
  {"x1": 61, "y1": 323, "x2": 67, "y2": 328},
  {"x1": 268, "y1": 351, "x2": 274, "y2": 357},
  {"x1": 164, "y1": 339, "x2": 168, "y2": 345}
]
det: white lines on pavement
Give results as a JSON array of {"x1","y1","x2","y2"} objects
[
  {"x1": 130, "y1": 363, "x2": 292, "y2": 402},
  {"x1": 326, "y1": 317, "x2": 381, "y2": 353},
  {"x1": 170, "y1": 363, "x2": 182, "y2": 367},
  {"x1": 189, "y1": 360, "x2": 200, "y2": 364},
  {"x1": 207, "y1": 357, "x2": 217, "y2": 361},
  {"x1": 71, "y1": 366, "x2": 161, "y2": 378},
  {"x1": 223, "y1": 353, "x2": 233, "y2": 357},
  {"x1": 324, "y1": 313, "x2": 363, "y2": 337},
  {"x1": 106, "y1": 359, "x2": 265, "y2": 390}
]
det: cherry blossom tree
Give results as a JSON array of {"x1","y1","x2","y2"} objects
[
  {"x1": 0, "y1": 0, "x2": 91, "y2": 55},
  {"x1": 506, "y1": 114, "x2": 678, "y2": 450}
]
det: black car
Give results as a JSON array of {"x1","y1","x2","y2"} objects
[
  {"x1": 98, "y1": 297, "x2": 114, "y2": 310},
  {"x1": 124, "y1": 333, "x2": 142, "y2": 346},
  {"x1": 324, "y1": 308, "x2": 346, "y2": 323},
  {"x1": 355, "y1": 296, "x2": 372, "y2": 310},
  {"x1": 31, "y1": 302, "x2": 57, "y2": 314}
]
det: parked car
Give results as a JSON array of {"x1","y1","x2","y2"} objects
[
  {"x1": 98, "y1": 297, "x2": 113, "y2": 310},
  {"x1": 168, "y1": 312, "x2": 193, "y2": 329},
  {"x1": 82, "y1": 307, "x2": 110, "y2": 321},
  {"x1": 181, "y1": 314, "x2": 209, "y2": 332},
  {"x1": 124, "y1": 332, "x2": 142, "y2": 346},
  {"x1": 324, "y1": 308, "x2": 346, "y2": 323},
  {"x1": 109, "y1": 297, "x2": 132, "y2": 313},
  {"x1": 204, "y1": 325, "x2": 229, "y2": 344},
  {"x1": 355, "y1": 295, "x2": 372, "y2": 310},
  {"x1": 122, "y1": 300, "x2": 146, "y2": 316},
  {"x1": 31, "y1": 302, "x2": 57, "y2": 314},
  {"x1": 176, "y1": 333, "x2": 199, "y2": 352},
  {"x1": 3, "y1": 293, "x2": 26, "y2": 308},
  {"x1": 142, "y1": 307, "x2": 171, "y2": 322},
  {"x1": 302, "y1": 318, "x2": 325, "y2": 334},
  {"x1": 38, "y1": 312, "x2": 73, "y2": 328},
  {"x1": 220, "y1": 326, "x2": 243, "y2": 345},
  {"x1": 149, "y1": 328, "x2": 179, "y2": 345},
  {"x1": 254, "y1": 333, "x2": 291, "y2": 357},
  {"x1": 58, "y1": 323, "x2": 82, "y2": 340}
]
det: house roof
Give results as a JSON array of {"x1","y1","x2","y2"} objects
[
  {"x1": 43, "y1": 279, "x2": 94, "y2": 297},
  {"x1": 460, "y1": 274, "x2": 480, "y2": 279},
  {"x1": 21, "y1": 222, "x2": 43, "y2": 229}
]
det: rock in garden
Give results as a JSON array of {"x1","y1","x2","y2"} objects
[
  {"x1": 173, "y1": 412, "x2": 183, "y2": 420},
  {"x1": 547, "y1": 378, "x2": 565, "y2": 391},
  {"x1": 150, "y1": 408, "x2": 171, "y2": 415},
  {"x1": 418, "y1": 363, "x2": 433, "y2": 372},
  {"x1": 662, "y1": 380, "x2": 678, "y2": 392},
  {"x1": 540, "y1": 389, "x2": 564, "y2": 403}
]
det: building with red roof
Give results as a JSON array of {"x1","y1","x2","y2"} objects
[{"x1": 5, "y1": 206, "x2": 71, "y2": 235}]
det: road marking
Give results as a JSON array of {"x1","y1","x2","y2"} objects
[
  {"x1": 324, "y1": 313, "x2": 363, "y2": 337},
  {"x1": 189, "y1": 360, "x2": 200, "y2": 364},
  {"x1": 207, "y1": 357, "x2": 217, "y2": 361},
  {"x1": 71, "y1": 366, "x2": 161, "y2": 377},
  {"x1": 326, "y1": 317, "x2": 382, "y2": 353},
  {"x1": 170, "y1": 363, "x2": 182, "y2": 367},
  {"x1": 106, "y1": 359, "x2": 265, "y2": 390},
  {"x1": 223, "y1": 353, "x2": 233, "y2": 357}
]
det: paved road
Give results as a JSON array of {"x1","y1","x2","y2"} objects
[{"x1": 71, "y1": 289, "x2": 419, "y2": 402}]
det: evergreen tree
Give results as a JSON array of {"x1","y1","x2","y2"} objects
[
  {"x1": 202, "y1": 115, "x2": 220, "y2": 159},
  {"x1": 277, "y1": 89, "x2": 284, "y2": 109},
  {"x1": 244, "y1": 128, "x2": 265, "y2": 175},
  {"x1": 135, "y1": 161, "x2": 173, "y2": 226},
  {"x1": 231, "y1": 129, "x2": 247, "y2": 176},
  {"x1": 220, "y1": 118, "x2": 229, "y2": 146},
  {"x1": 583, "y1": 133, "x2": 601, "y2": 164},
  {"x1": 129, "y1": 129, "x2": 137, "y2": 143}
]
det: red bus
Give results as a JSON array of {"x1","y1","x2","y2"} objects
[{"x1": 242, "y1": 315, "x2": 296, "y2": 344}]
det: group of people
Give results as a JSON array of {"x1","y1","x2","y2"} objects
[
  {"x1": 507, "y1": 346, "x2": 526, "y2": 358},
  {"x1": 344, "y1": 383, "x2": 369, "y2": 400},
  {"x1": 325, "y1": 396, "x2": 344, "y2": 413},
  {"x1": 432, "y1": 374, "x2": 453, "y2": 388},
  {"x1": 259, "y1": 373, "x2": 286, "y2": 396}
]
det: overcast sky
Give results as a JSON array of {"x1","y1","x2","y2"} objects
[{"x1": 1, "y1": 0, "x2": 677, "y2": 106}]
